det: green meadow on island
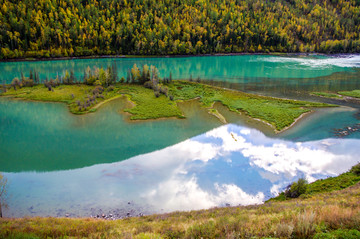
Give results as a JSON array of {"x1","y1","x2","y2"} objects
[
  {"x1": 311, "y1": 90, "x2": 360, "y2": 100},
  {"x1": 1, "y1": 0, "x2": 360, "y2": 238},
  {"x1": 1, "y1": 64, "x2": 332, "y2": 132}
]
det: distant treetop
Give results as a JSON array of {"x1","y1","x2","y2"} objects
[{"x1": 1, "y1": 0, "x2": 360, "y2": 59}]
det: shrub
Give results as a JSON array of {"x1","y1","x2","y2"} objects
[
  {"x1": 11, "y1": 77, "x2": 21, "y2": 89},
  {"x1": 350, "y1": 163, "x2": 360, "y2": 175},
  {"x1": 144, "y1": 81, "x2": 153, "y2": 89},
  {"x1": 285, "y1": 178, "x2": 308, "y2": 198},
  {"x1": 92, "y1": 85, "x2": 104, "y2": 95},
  {"x1": 294, "y1": 210, "x2": 316, "y2": 238},
  {"x1": 107, "y1": 85, "x2": 115, "y2": 91},
  {"x1": 274, "y1": 223, "x2": 294, "y2": 238},
  {"x1": 187, "y1": 221, "x2": 216, "y2": 238},
  {"x1": 313, "y1": 229, "x2": 360, "y2": 239}
]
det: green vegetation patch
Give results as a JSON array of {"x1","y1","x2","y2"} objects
[
  {"x1": 1, "y1": 83, "x2": 184, "y2": 119},
  {"x1": 2, "y1": 84, "x2": 92, "y2": 103},
  {"x1": 270, "y1": 163, "x2": 360, "y2": 202},
  {"x1": 314, "y1": 229, "x2": 360, "y2": 239},
  {"x1": 311, "y1": 92, "x2": 343, "y2": 99},
  {"x1": 1, "y1": 84, "x2": 118, "y2": 115},
  {"x1": 121, "y1": 85, "x2": 184, "y2": 120},
  {"x1": 307, "y1": 172, "x2": 360, "y2": 194},
  {"x1": 1, "y1": 80, "x2": 334, "y2": 130},
  {"x1": 338, "y1": 90, "x2": 360, "y2": 98},
  {"x1": 169, "y1": 81, "x2": 332, "y2": 131}
]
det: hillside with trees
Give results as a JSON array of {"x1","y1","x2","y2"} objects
[{"x1": 1, "y1": 0, "x2": 360, "y2": 59}]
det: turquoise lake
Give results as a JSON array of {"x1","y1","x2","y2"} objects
[{"x1": 1, "y1": 54, "x2": 360, "y2": 217}]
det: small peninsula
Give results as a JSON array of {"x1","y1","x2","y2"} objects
[
  {"x1": 311, "y1": 90, "x2": 360, "y2": 101},
  {"x1": 1, "y1": 64, "x2": 332, "y2": 132}
]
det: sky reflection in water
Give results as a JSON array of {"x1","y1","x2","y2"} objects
[{"x1": 5, "y1": 124, "x2": 360, "y2": 217}]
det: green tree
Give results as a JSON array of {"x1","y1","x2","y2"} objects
[
  {"x1": 130, "y1": 64, "x2": 140, "y2": 83},
  {"x1": 1, "y1": 0, "x2": 360, "y2": 58},
  {"x1": 140, "y1": 64, "x2": 150, "y2": 84},
  {"x1": 285, "y1": 178, "x2": 308, "y2": 198},
  {"x1": 98, "y1": 68, "x2": 107, "y2": 86}
]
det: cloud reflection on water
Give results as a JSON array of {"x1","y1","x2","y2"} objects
[{"x1": 5, "y1": 124, "x2": 360, "y2": 217}]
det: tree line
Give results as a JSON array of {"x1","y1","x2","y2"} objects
[
  {"x1": 3, "y1": 62, "x2": 175, "y2": 98},
  {"x1": 2, "y1": 63, "x2": 176, "y2": 111},
  {"x1": 1, "y1": 0, "x2": 360, "y2": 59}
]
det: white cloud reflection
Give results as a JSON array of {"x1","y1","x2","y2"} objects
[
  {"x1": 5, "y1": 124, "x2": 360, "y2": 217},
  {"x1": 110, "y1": 124, "x2": 359, "y2": 211}
]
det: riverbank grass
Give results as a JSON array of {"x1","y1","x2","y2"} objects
[
  {"x1": 311, "y1": 90, "x2": 360, "y2": 100},
  {"x1": 311, "y1": 92, "x2": 343, "y2": 99},
  {"x1": 338, "y1": 89, "x2": 360, "y2": 98},
  {"x1": 269, "y1": 163, "x2": 360, "y2": 202},
  {"x1": 1, "y1": 81, "x2": 333, "y2": 131},
  {"x1": 169, "y1": 81, "x2": 332, "y2": 131},
  {"x1": 1, "y1": 177, "x2": 359, "y2": 238}
]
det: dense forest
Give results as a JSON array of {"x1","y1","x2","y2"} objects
[{"x1": 1, "y1": 0, "x2": 360, "y2": 59}]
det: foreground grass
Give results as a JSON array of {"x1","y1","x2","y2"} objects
[
  {"x1": 2, "y1": 165, "x2": 360, "y2": 238},
  {"x1": 1, "y1": 81, "x2": 332, "y2": 131},
  {"x1": 1, "y1": 181, "x2": 359, "y2": 238}
]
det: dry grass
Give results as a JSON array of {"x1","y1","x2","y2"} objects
[{"x1": 1, "y1": 183, "x2": 359, "y2": 238}]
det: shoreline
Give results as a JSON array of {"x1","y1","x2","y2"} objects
[
  {"x1": 0, "y1": 52, "x2": 356, "y2": 63},
  {"x1": 312, "y1": 93, "x2": 360, "y2": 103},
  {"x1": 3, "y1": 164, "x2": 360, "y2": 220},
  {"x1": 245, "y1": 109, "x2": 315, "y2": 134},
  {"x1": 0, "y1": 82, "x2": 333, "y2": 133},
  {"x1": 276, "y1": 110, "x2": 314, "y2": 134},
  {"x1": 3, "y1": 93, "x2": 318, "y2": 134}
]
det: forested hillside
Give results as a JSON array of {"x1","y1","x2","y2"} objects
[{"x1": 1, "y1": 0, "x2": 360, "y2": 59}]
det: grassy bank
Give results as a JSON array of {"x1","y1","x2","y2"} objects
[
  {"x1": 311, "y1": 92, "x2": 343, "y2": 99},
  {"x1": 338, "y1": 90, "x2": 360, "y2": 98},
  {"x1": 1, "y1": 165, "x2": 360, "y2": 239},
  {"x1": 269, "y1": 164, "x2": 360, "y2": 202},
  {"x1": 169, "y1": 81, "x2": 332, "y2": 131},
  {"x1": 1, "y1": 81, "x2": 333, "y2": 131},
  {"x1": 0, "y1": 84, "x2": 184, "y2": 119},
  {"x1": 311, "y1": 90, "x2": 360, "y2": 100}
]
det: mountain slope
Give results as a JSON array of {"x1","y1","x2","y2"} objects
[{"x1": 1, "y1": 0, "x2": 360, "y2": 59}]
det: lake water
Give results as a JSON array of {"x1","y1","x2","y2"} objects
[{"x1": 1, "y1": 55, "x2": 360, "y2": 217}]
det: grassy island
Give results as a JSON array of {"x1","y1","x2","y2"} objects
[
  {"x1": 1, "y1": 164, "x2": 359, "y2": 239},
  {"x1": 338, "y1": 90, "x2": 360, "y2": 99},
  {"x1": 312, "y1": 90, "x2": 360, "y2": 101},
  {"x1": 311, "y1": 92, "x2": 344, "y2": 99},
  {"x1": 1, "y1": 78, "x2": 332, "y2": 132},
  {"x1": 1, "y1": 63, "x2": 334, "y2": 132}
]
